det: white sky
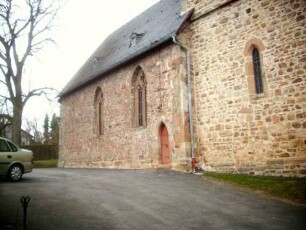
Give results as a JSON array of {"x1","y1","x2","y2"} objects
[{"x1": 22, "y1": 0, "x2": 159, "y2": 130}]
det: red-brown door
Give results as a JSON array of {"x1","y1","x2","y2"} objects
[{"x1": 160, "y1": 124, "x2": 171, "y2": 164}]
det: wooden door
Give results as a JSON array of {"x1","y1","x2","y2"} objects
[{"x1": 160, "y1": 124, "x2": 170, "y2": 164}]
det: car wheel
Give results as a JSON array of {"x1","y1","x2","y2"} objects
[{"x1": 8, "y1": 164, "x2": 23, "y2": 182}]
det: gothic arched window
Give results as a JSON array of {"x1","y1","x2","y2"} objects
[
  {"x1": 244, "y1": 38, "x2": 266, "y2": 96},
  {"x1": 94, "y1": 87, "x2": 104, "y2": 135},
  {"x1": 132, "y1": 67, "x2": 147, "y2": 127},
  {"x1": 252, "y1": 48, "x2": 263, "y2": 94}
]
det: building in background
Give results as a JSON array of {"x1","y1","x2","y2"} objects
[{"x1": 0, "y1": 124, "x2": 34, "y2": 146}]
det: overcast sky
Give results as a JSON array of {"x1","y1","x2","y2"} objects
[{"x1": 23, "y1": 0, "x2": 159, "y2": 130}]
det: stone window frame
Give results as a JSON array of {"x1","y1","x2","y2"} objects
[
  {"x1": 131, "y1": 66, "x2": 147, "y2": 128},
  {"x1": 244, "y1": 38, "x2": 267, "y2": 98},
  {"x1": 94, "y1": 87, "x2": 104, "y2": 136}
]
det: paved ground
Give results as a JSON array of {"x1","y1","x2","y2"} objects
[{"x1": 0, "y1": 168, "x2": 305, "y2": 230}]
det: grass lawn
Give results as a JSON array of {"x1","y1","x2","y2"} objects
[
  {"x1": 33, "y1": 159, "x2": 58, "y2": 168},
  {"x1": 203, "y1": 172, "x2": 306, "y2": 204}
]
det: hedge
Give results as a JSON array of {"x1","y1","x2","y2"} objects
[{"x1": 21, "y1": 144, "x2": 58, "y2": 160}]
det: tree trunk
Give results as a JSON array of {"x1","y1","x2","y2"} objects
[{"x1": 12, "y1": 101, "x2": 23, "y2": 146}]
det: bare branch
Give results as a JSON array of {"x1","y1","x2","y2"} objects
[
  {"x1": 0, "y1": 94, "x2": 12, "y2": 105},
  {"x1": 0, "y1": 113, "x2": 12, "y2": 121},
  {"x1": 31, "y1": 37, "x2": 55, "y2": 53},
  {"x1": 0, "y1": 78, "x2": 6, "y2": 85},
  {"x1": 0, "y1": 49, "x2": 6, "y2": 60},
  {"x1": 0, "y1": 64, "x2": 7, "y2": 76},
  {"x1": 0, "y1": 34, "x2": 9, "y2": 50},
  {"x1": 22, "y1": 87, "x2": 57, "y2": 106},
  {"x1": 14, "y1": 18, "x2": 32, "y2": 38}
]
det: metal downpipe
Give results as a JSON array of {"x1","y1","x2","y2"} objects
[{"x1": 172, "y1": 34, "x2": 196, "y2": 173}]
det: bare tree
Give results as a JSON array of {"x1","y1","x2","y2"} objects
[
  {"x1": 24, "y1": 117, "x2": 43, "y2": 143},
  {"x1": 0, "y1": 0, "x2": 60, "y2": 145}
]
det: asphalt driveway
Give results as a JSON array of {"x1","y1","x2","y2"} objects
[{"x1": 0, "y1": 168, "x2": 305, "y2": 230}]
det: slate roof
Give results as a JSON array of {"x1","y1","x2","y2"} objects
[{"x1": 59, "y1": 0, "x2": 191, "y2": 98}]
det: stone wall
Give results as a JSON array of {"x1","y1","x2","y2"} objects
[
  {"x1": 59, "y1": 44, "x2": 191, "y2": 170},
  {"x1": 59, "y1": 0, "x2": 306, "y2": 177},
  {"x1": 187, "y1": 0, "x2": 306, "y2": 176}
]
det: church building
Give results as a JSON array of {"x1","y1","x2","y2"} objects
[{"x1": 58, "y1": 0, "x2": 306, "y2": 177}]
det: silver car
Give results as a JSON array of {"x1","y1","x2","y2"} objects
[{"x1": 0, "y1": 137, "x2": 33, "y2": 181}]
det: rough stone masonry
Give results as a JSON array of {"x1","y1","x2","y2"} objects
[
  {"x1": 59, "y1": 0, "x2": 306, "y2": 177},
  {"x1": 185, "y1": 0, "x2": 306, "y2": 177}
]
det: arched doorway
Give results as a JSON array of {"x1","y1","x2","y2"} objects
[{"x1": 160, "y1": 123, "x2": 171, "y2": 164}]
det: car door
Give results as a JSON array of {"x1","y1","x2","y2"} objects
[{"x1": 0, "y1": 139, "x2": 12, "y2": 175}]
